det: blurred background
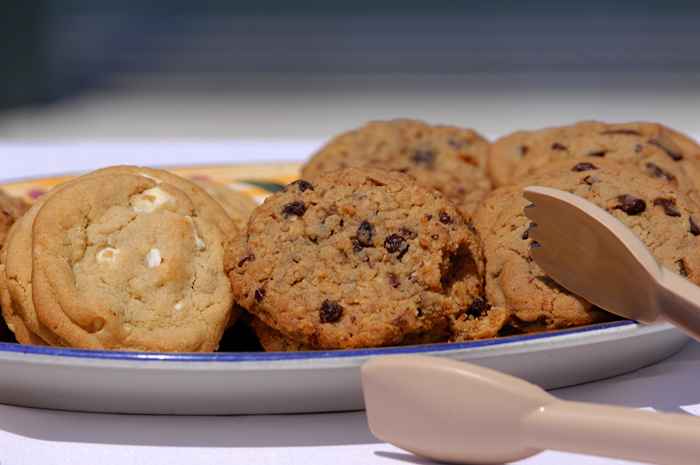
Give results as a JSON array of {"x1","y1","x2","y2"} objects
[{"x1": 2, "y1": 0, "x2": 700, "y2": 141}]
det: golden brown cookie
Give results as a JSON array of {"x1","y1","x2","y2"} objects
[
  {"x1": 0, "y1": 190, "x2": 28, "y2": 248},
  {"x1": 462, "y1": 158, "x2": 700, "y2": 340},
  {"x1": 489, "y1": 121, "x2": 700, "y2": 206},
  {"x1": 230, "y1": 168, "x2": 483, "y2": 349},
  {"x1": 28, "y1": 172, "x2": 235, "y2": 351},
  {"x1": 302, "y1": 119, "x2": 492, "y2": 217},
  {"x1": 194, "y1": 180, "x2": 258, "y2": 230}
]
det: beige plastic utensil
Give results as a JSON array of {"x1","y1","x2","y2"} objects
[
  {"x1": 363, "y1": 355, "x2": 700, "y2": 465},
  {"x1": 523, "y1": 185, "x2": 700, "y2": 341}
]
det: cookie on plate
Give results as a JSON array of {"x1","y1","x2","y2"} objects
[
  {"x1": 0, "y1": 190, "x2": 28, "y2": 247},
  {"x1": 2, "y1": 167, "x2": 238, "y2": 351},
  {"x1": 194, "y1": 179, "x2": 258, "y2": 230},
  {"x1": 458, "y1": 158, "x2": 700, "y2": 340},
  {"x1": 230, "y1": 168, "x2": 483, "y2": 349},
  {"x1": 489, "y1": 121, "x2": 700, "y2": 204},
  {"x1": 302, "y1": 119, "x2": 492, "y2": 217}
]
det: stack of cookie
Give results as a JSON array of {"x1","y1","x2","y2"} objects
[
  {"x1": 0, "y1": 166, "x2": 240, "y2": 351},
  {"x1": 232, "y1": 119, "x2": 700, "y2": 351}
]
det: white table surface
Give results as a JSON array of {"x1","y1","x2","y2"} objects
[{"x1": 0, "y1": 142, "x2": 698, "y2": 465}]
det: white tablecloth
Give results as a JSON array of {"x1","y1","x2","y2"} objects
[{"x1": 0, "y1": 142, "x2": 698, "y2": 465}]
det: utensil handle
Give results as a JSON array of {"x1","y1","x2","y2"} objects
[
  {"x1": 524, "y1": 400, "x2": 700, "y2": 465},
  {"x1": 657, "y1": 267, "x2": 700, "y2": 342}
]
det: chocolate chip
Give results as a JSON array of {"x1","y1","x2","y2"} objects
[
  {"x1": 465, "y1": 298, "x2": 491, "y2": 318},
  {"x1": 583, "y1": 175, "x2": 600, "y2": 185},
  {"x1": 653, "y1": 198, "x2": 681, "y2": 217},
  {"x1": 238, "y1": 253, "x2": 255, "y2": 267},
  {"x1": 411, "y1": 149, "x2": 436, "y2": 167},
  {"x1": 290, "y1": 179, "x2": 314, "y2": 192},
  {"x1": 282, "y1": 201, "x2": 306, "y2": 218},
  {"x1": 356, "y1": 220, "x2": 374, "y2": 247},
  {"x1": 254, "y1": 288, "x2": 266, "y2": 302},
  {"x1": 439, "y1": 211, "x2": 453, "y2": 224},
  {"x1": 551, "y1": 142, "x2": 567, "y2": 151},
  {"x1": 587, "y1": 150, "x2": 607, "y2": 157},
  {"x1": 519, "y1": 145, "x2": 529, "y2": 157},
  {"x1": 399, "y1": 227, "x2": 417, "y2": 239},
  {"x1": 677, "y1": 259, "x2": 689, "y2": 277},
  {"x1": 691, "y1": 217, "x2": 700, "y2": 236},
  {"x1": 615, "y1": 195, "x2": 646, "y2": 215},
  {"x1": 572, "y1": 162, "x2": 598, "y2": 172},
  {"x1": 600, "y1": 129, "x2": 641, "y2": 136},
  {"x1": 319, "y1": 300, "x2": 343, "y2": 323},
  {"x1": 522, "y1": 222, "x2": 536, "y2": 240},
  {"x1": 384, "y1": 234, "x2": 409, "y2": 259},
  {"x1": 645, "y1": 162, "x2": 676, "y2": 182},
  {"x1": 649, "y1": 139, "x2": 683, "y2": 161},
  {"x1": 388, "y1": 273, "x2": 400, "y2": 288}
]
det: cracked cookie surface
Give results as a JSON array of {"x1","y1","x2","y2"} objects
[
  {"x1": 462, "y1": 158, "x2": 700, "y2": 340},
  {"x1": 302, "y1": 119, "x2": 492, "y2": 217},
  {"x1": 230, "y1": 168, "x2": 482, "y2": 349},
  {"x1": 489, "y1": 121, "x2": 700, "y2": 206},
  {"x1": 26, "y1": 171, "x2": 235, "y2": 351}
]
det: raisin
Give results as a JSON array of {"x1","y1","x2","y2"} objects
[
  {"x1": 448, "y1": 138, "x2": 469, "y2": 149},
  {"x1": 411, "y1": 149, "x2": 436, "y2": 167},
  {"x1": 645, "y1": 162, "x2": 676, "y2": 182},
  {"x1": 519, "y1": 145, "x2": 529, "y2": 157},
  {"x1": 587, "y1": 150, "x2": 607, "y2": 157},
  {"x1": 649, "y1": 139, "x2": 683, "y2": 161},
  {"x1": 282, "y1": 201, "x2": 306, "y2": 218},
  {"x1": 384, "y1": 234, "x2": 409, "y2": 259},
  {"x1": 522, "y1": 223, "x2": 536, "y2": 240},
  {"x1": 465, "y1": 298, "x2": 491, "y2": 318},
  {"x1": 290, "y1": 179, "x2": 314, "y2": 192},
  {"x1": 254, "y1": 288, "x2": 266, "y2": 302},
  {"x1": 416, "y1": 308, "x2": 424, "y2": 318},
  {"x1": 600, "y1": 128, "x2": 641, "y2": 136},
  {"x1": 238, "y1": 253, "x2": 255, "y2": 267},
  {"x1": 572, "y1": 162, "x2": 598, "y2": 172},
  {"x1": 551, "y1": 142, "x2": 567, "y2": 151},
  {"x1": 653, "y1": 198, "x2": 681, "y2": 217},
  {"x1": 356, "y1": 220, "x2": 374, "y2": 248},
  {"x1": 439, "y1": 211, "x2": 453, "y2": 224},
  {"x1": 677, "y1": 259, "x2": 689, "y2": 277},
  {"x1": 319, "y1": 300, "x2": 343, "y2": 323},
  {"x1": 399, "y1": 227, "x2": 417, "y2": 239},
  {"x1": 583, "y1": 175, "x2": 600, "y2": 185},
  {"x1": 691, "y1": 217, "x2": 700, "y2": 236},
  {"x1": 615, "y1": 195, "x2": 646, "y2": 215},
  {"x1": 388, "y1": 273, "x2": 400, "y2": 288}
]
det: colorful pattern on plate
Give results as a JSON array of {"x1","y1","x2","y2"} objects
[{"x1": 2, "y1": 163, "x2": 302, "y2": 204}]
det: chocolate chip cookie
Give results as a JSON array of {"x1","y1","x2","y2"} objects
[
  {"x1": 302, "y1": 119, "x2": 492, "y2": 217},
  {"x1": 462, "y1": 158, "x2": 700, "y2": 340},
  {"x1": 489, "y1": 121, "x2": 700, "y2": 205},
  {"x1": 230, "y1": 168, "x2": 483, "y2": 349}
]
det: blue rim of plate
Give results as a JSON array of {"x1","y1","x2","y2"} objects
[{"x1": 0, "y1": 320, "x2": 635, "y2": 362}]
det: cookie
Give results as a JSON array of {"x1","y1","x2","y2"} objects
[
  {"x1": 250, "y1": 317, "x2": 310, "y2": 352},
  {"x1": 194, "y1": 179, "x2": 258, "y2": 230},
  {"x1": 461, "y1": 158, "x2": 700, "y2": 340},
  {"x1": 489, "y1": 121, "x2": 700, "y2": 205},
  {"x1": 302, "y1": 119, "x2": 492, "y2": 217},
  {"x1": 3, "y1": 168, "x2": 237, "y2": 351},
  {"x1": 0, "y1": 190, "x2": 28, "y2": 248},
  {"x1": 230, "y1": 168, "x2": 482, "y2": 349}
]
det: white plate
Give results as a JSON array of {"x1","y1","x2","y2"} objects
[{"x1": 0, "y1": 321, "x2": 686, "y2": 415}]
